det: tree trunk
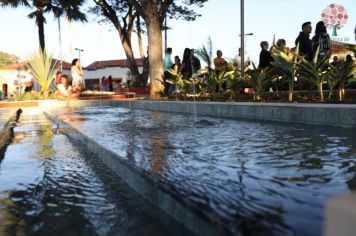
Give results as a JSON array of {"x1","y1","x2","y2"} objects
[
  {"x1": 339, "y1": 87, "x2": 345, "y2": 102},
  {"x1": 121, "y1": 34, "x2": 139, "y2": 76},
  {"x1": 137, "y1": 16, "x2": 145, "y2": 59},
  {"x1": 332, "y1": 25, "x2": 338, "y2": 37},
  {"x1": 288, "y1": 79, "x2": 293, "y2": 102},
  {"x1": 144, "y1": 10, "x2": 164, "y2": 99},
  {"x1": 38, "y1": 12, "x2": 45, "y2": 51},
  {"x1": 328, "y1": 89, "x2": 333, "y2": 100},
  {"x1": 318, "y1": 82, "x2": 324, "y2": 102},
  {"x1": 135, "y1": 16, "x2": 149, "y2": 87}
]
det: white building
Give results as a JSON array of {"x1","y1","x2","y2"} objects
[
  {"x1": 0, "y1": 58, "x2": 143, "y2": 99},
  {"x1": 0, "y1": 60, "x2": 72, "y2": 100},
  {"x1": 84, "y1": 59, "x2": 143, "y2": 90}
]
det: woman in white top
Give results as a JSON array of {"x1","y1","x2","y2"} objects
[
  {"x1": 71, "y1": 58, "x2": 85, "y2": 92},
  {"x1": 56, "y1": 75, "x2": 79, "y2": 100}
]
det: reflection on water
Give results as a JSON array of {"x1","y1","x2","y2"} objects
[
  {"x1": 50, "y1": 106, "x2": 356, "y2": 236},
  {"x1": 0, "y1": 110, "x2": 192, "y2": 236}
]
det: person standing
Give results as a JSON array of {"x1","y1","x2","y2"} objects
[
  {"x1": 100, "y1": 76, "x2": 107, "y2": 91},
  {"x1": 312, "y1": 21, "x2": 331, "y2": 60},
  {"x1": 163, "y1": 47, "x2": 173, "y2": 95},
  {"x1": 173, "y1": 55, "x2": 182, "y2": 70},
  {"x1": 214, "y1": 50, "x2": 228, "y2": 75},
  {"x1": 180, "y1": 48, "x2": 192, "y2": 79},
  {"x1": 295, "y1": 21, "x2": 313, "y2": 61},
  {"x1": 234, "y1": 47, "x2": 251, "y2": 69},
  {"x1": 214, "y1": 50, "x2": 228, "y2": 91},
  {"x1": 107, "y1": 75, "x2": 113, "y2": 92},
  {"x1": 71, "y1": 58, "x2": 85, "y2": 92},
  {"x1": 258, "y1": 41, "x2": 273, "y2": 69},
  {"x1": 126, "y1": 71, "x2": 132, "y2": 88}
]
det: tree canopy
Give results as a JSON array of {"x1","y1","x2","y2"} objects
[{"x1": 0, "y1": 51, "x2": 19, "y2": 67}]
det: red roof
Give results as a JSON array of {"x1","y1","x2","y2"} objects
[
  {"x1": 53, "y1": 59, "x2": 72, "y2": 70},
  {"x1": 86, "y1": 59, "x2": 144, "y2": 71},
  {"x1": 0, "y1": 59, "x2": 72, "y2": 71}
]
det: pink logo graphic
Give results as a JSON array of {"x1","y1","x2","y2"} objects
[{"x1": 321, "y1": 3, "x2": 348, "y2": 36}]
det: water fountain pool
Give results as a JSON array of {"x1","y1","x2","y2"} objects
[
  {"x1": 0, "y1": 109, "x2": 192, "y2": 236},
  {"x1": 45, "y1": 106, "x2": 356, "y2": 236}
]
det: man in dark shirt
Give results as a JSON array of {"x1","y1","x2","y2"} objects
[
  {"x1": 259, "y1": 41, "x2": 273, "y2": 69},
  {"x1": 295, "y1": 21, "x2": 313, "y2": 61}
]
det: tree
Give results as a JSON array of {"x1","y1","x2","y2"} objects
[
  {"x1": 0, "y1": 0, "x2": 87, "y2": 52},
  {"x1": 321, "y1": 3, "x2": 348, "y2": 37},
  {"x1": 90, "y1": 0, "x2": 207, "y2": 99},
  {"x1": 90, "y1": 0, "x2": 144, "y2": 85},
  {"x1": 127, "y1": 0, "x2": 208, "y2": 99},
  {"x1": 0, "y1": 51, "x2": 19, "y2": 67}
]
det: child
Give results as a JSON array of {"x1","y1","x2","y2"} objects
[{"x1": 56, "y1": 75, "x2": 79, "y2": 101}]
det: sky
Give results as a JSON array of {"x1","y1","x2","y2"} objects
[{"x1": 0, "y1": 0, "x2": 355, "y2": 67}]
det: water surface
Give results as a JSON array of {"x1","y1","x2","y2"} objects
[
  {"x1": 51, "y1": 106, "x2": 356, "y2": 236},
  {"x1": 0, "y1": 109, "x2": 191, "y2": 236}
]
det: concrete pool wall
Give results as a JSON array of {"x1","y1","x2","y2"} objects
[{"x1": 40, "y1": 100, "x2": 356, "y2": 128}]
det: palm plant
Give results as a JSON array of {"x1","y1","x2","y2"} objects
[
  {"x1": 0, "y1": 0, "x2": 86, "y2": 51},
  {"x1": 26, "y1": 49, "x2": 59, "y2": 98},
  {"x1": 326, "y1": 64, "x2": 340, "y2": 100},
  {"x1": 166, "y1": 65, "x2": 192, "y2": 99},
  {"x1": 225, "y1": 68, "x2": 249, "y2": 101},
  {"x1": 298, "y1": 47, "x2": 332, "y2": 102},
  {"x1": 249, "y1": 63, "x2": 269, "y2": 101},
  {"x1": 327, "y1": 60, "x2": 356, "y2": 101},
  {"x1": 271, "y1": 44, "x2": 300, "y2": 102},
  {"x1": 195, "y1": 36, "x2": 213, "y2": 70}
]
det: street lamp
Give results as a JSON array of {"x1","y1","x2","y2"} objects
[
  {"x1": 240, "y1": 0, "x2": 245, "y2": 76},
  {"x1": 239, "y1": 33, "x2": 253, "y2": 57},
  {"x1": 74, "y1": 48, "x2": 84, "y2": 60},
  {"x1": 244, "y1": 33, "x2": 253, "y2": 56}
]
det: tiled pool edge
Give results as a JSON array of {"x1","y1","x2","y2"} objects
[
  {"x1": 43, "y1": 110, "x2": 228, "y2": 236},
  {"x1": 39, "y1": 100, "x2": 356, "y2": 128},
  {"x1": 0, "y1": 109, "x2": 22, "y2": 149}
]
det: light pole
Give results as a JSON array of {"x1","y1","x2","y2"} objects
[
  {"x1": 164, "y1": 16, "x2": 167, "y2": 52},
  {"x1": 239, "y1": 33, "x2": 253, "y2": 61},
  {"x1": 240, "y1": 0, "x2": 245, "y2": 76},
  {"x1": 74, "y1": 48, "x2": 84, "y2": 60}
]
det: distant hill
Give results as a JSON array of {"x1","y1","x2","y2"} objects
[{"x1": 0, "y1": 51, "x2": 19, "y2": 67}]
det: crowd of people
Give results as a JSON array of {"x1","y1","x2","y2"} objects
[
  {"x1": 162, "y1": 20, "x2": 354, "y2": 95},
  {"x1": 163, "y1": 47, "x2": 201, "y2": 95},
  {"x1": 53, "y1": 21, "x2": 354, "y2": 100}
]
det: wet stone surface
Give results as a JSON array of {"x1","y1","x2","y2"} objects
[
  {"x1": 0, "y1": 108, "x2": 191, "y2": 236},
  {"x1": 0, "y1": 108, "x2": 17, "y2": 128},
  {"x1": 48, "y1": 106, "x2": 356, "y2": 236}
]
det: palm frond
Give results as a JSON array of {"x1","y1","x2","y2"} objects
[{"x1": 26, "y1": 49, "x2": 59, "y2": 93}]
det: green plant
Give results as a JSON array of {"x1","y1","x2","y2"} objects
[
  {"x1": 248, "y1": 63, "x2": 270, "y2": 101},
  {"x1": 298, "y1": 46, "x2": 332, "y2": 102},
  {"x1": 166, "y1": 65, "x2": 193, "y2": 99},
  {"x1": 327, "y1": 60, "x2": 356, "y2": 101},
  {"x1": 26, "y1": 49, "x2": 59, "y2": 98},
  {"x1": 196, "y1": 36, "x2": 213, "y2": 70},
  {"x1": 271, "y1": 44, "x2": 300, "y2": 102}
]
